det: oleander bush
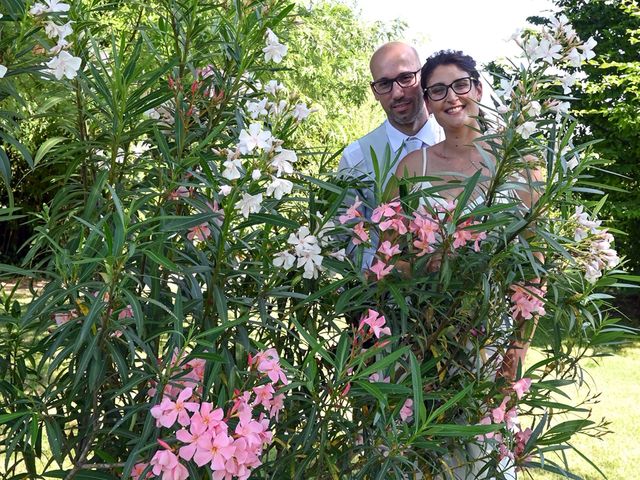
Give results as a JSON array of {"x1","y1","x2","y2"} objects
[{"x1": 0, "y1": 1, "x2": 635, "y2": 479}]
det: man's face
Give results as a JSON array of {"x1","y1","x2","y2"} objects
[{"x1": 370, "y1": 46, "x2": 426, "y2": 132}]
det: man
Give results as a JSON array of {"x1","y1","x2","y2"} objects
[{"x1": 338, "y1": 41, "x2": 443, "y2": 267}]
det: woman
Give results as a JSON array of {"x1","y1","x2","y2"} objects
[{"x1": 395, "y1": 50, "x2": 541, "y2": 479}]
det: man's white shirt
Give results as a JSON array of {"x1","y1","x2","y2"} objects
[{"x1": 339, "y1": 116, "x2": 444, "y2": 173}]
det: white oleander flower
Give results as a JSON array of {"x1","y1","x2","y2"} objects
[
  {"x1": 534, "y1": 38, "x2": 563, "y2": 64},
  {"x1": 219, "y1": 185, "x2": 232, "y2": 197},
  {"x1": 329, "y1": 249, "x2": 346, "y2": 262},
  {"x1": 222, "y1": 159, "x2": 243, "y2": 180},
  {"x1": 264, "y1": 80, "x2": 284, "y2": 95},
  {"x1": 234, "y1": 192, "x2": 263, "y2": 218},
  {"x1": 524, "y1": 36, "x2": 539, "y2": 58},
  {"x1": 266, "y1": 176, "x2": 293, "y2": 200},
  {"x1": 0, "y1": 65, "x2": 7, "y2": 79},
  {"x1": 516, "y1": 121, "x2": 537, "y2": 139},
  {"x1": 251, "y1": 169, "x2": 261, "y2": 181},
  {"x1": 525, "y1": 101, "x2": 542, "y2": 117},
  {"x1": 579, "y1": 36, "x2": 597, "y2": 62},
  {"x1": 246, "y1": 98, "x2": 268, "y2": 119},
  {"x1": 131, "y1": 141, "x2": 151, "y2": 157},
  {"x1": 287, "y1": 226, "x2": 318, "y2": 255},
  {"x1": 292, "y1": 103, "x2": 311, "y2": 121},
  {"x1": 44, "y1": 21, "x2": 73, "y2": 41},
  {"x1": 31, "y1": 0, "x2": 70, "y2": 15},
  {"x1": 265, "y1": 28, "x2": 279, "y2": 44},
  {"x1": 273, "y1": 250, "x2": 296, "y2": 270},
  {"x1": 495, "y1": 78, "x2": 516, "y2": 100},
  {"x1": 270, "y1": 149, "x2": 297, "y2": 176},
  {"x1": 559, "y1": 72, "x2": 579, "y2": 94},
  {"x1": 237, "y1": 123, "x2": 273, "y2": 154},
  {"x1": 263, "y1": 41, "x2": 288, "y2": 64},
  {"x1": 566, "y1": 47, "x2": 582, "y2": 68},
  {"x1": 566, "y1": 156, "x2": 579, "y2": 171},
  {"x1": 269, "y1": 99, "x2": 288, "y2": 117},
  {"x1": 46, "y1": 51, "x2": 82, "y2": 80},
  {"x1": 296, "y1": 244, "x2": 323, "y2": 279}
]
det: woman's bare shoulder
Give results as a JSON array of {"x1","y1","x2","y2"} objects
[{"x1": 395, "y1": 146, "x2": 432, "y2": 178}]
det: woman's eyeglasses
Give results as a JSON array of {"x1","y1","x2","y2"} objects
[
  {"x1": 424, "y1": 76, "x2": 478, "y2": 101},
  {"x1": 370, "y1": 69, "x2": 421, "y2": 95}
]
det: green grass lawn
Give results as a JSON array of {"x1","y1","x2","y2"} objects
[{"x1": 529, "y1": 344, "x2": 640, "y2": 480}]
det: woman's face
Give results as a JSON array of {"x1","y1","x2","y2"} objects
[{"x1": 424, "y1": 64, "x2": 482, "y2": 130}]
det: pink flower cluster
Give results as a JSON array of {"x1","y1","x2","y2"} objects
[
  {"x1": 358, "y1": 309, "x2": 391, "y2": 339},
  {"x1": 477, "y1": 377, "x2": 533, "y2": 462},
  {"x1": 510, "y1": 281, "x2": 546, "y2": 320},
  {"x1": 409, "y1": 203, "x2": 486, "y2": 256},
  {"x1": 134, "y1": 348, "x2": 288, "y2": 480}
]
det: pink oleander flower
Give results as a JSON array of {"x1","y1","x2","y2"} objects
[
  {"x1": 53, "y1": 309, "x2": 77, "y2": 326},
  {"x1": 339, "y1": 196, "x2": 363, "y2": 224},
  {"x1": 352, "y1": 221, "x2": 369, "y2": 245},
  {"x1": 452, "y1": 219, "x2": 486, "y2": 251},
  {"x1": 514, "y1": 427, "x2": 533, "y2": 457},
  {"x1": 409, "y1": 207, "x2": 439, "y2": 243},
  {"x1": 131, "y1": 462, "x2": 152, "y2": 480},
  {"x1": 176, "y1": 416, "x2": 209, "y2": 461},
  {"x1": 371, "y1": 201, "x2": 401, "y2": 223},
  {"x1": 359, "y1": 309, "x2": 391, "y2": 338},
  {"x1": 169, "y1": 186, "x2": 190, "y2": 200},
  {"x1": 206, "y1": 200, "x2": 225, "y2": 227},
  {"x1": 252, "y1": 349, "x2": 288, "y2": 385},
  {"x1": 118, "y1": 304, "x2": 134, "y2": 320},
  {"x1": 379, "y1": 217, "x2": 408, "y2": 235},
  {"x1": 194, "y1": 431, "x2": 236, "y2": 470},
  {"x1": 368, "y1": 373, "x2": 390, "y2": 383},
  {"x1": 150, "y1": 448, "x2": 188, "y2": 480},
  {"x1": 369, "y1": 259, "x2": 394, "y2": 280},
  {"x1": 512, "y1": 377, "x2": 532, "y2": 400},
  {"x1": 475, "y1": 415, "x2": 495, "y2": 441},
  {"x1": 150, "y1": 387, "x2": 200, "y2": 428},
  {"x1": 187, "y1": 223, "x2": 212, "y2": 242},
  {"x1": 491, "y1": 396, "x2": 510, "y2": 424},
  {"x1": 235, "y1": 413, "x2": 266, "y2": 450},
  {"x1": 230, "y1": 390, "x2": 253, "y2": 419},
  {"x1": 399, "y1": 398, "x2": 413, "y2": 422},
  {"x1": 269, "y1": 393, "x2": 285, "y2": 421},
  {"x1": 252, "y1": 384, "x2": 275, "y2": 410},
  {"x1": 498, "y1": 442, "x2": 515, "y2": 462},
  {"x1": 510, "y1": 281, "x2": 546, "y2": 320},
  {"x1": 377, "y1": 240, "x2": 401, "y2": 259}
]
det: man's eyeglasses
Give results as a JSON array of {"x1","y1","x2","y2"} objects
[
  {"x1": 370, "y1": 69, "x2": 421, "y2": 95},
  {"x1": 424, "y1": 76, "x2": 478, "y2": 101}
]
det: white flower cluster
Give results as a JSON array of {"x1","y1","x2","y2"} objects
[
  {"x1": 29, "y1": 0, "x2": 81, "y2": 79},
  {"x1": 273, "y1": 216, "x2": 341, "y2": 279},
  {"x1": 571, "y1": 206, "x2": 620, "y2": 283},
  {"x1": 493, "y1": 15, "x2": 598, "y2": 142}
]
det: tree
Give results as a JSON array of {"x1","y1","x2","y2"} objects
[
  {"x1": 549, "y1": 0, "x2": 640, "y2": 273},
  {"x1": 281, "y1": 1, "x2": 405, "y2": 167}
]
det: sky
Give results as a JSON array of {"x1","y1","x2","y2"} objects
[{"x1": 353, "y1": 0, "x2": 558, "y2": 65}]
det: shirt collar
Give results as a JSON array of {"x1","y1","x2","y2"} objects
[{"x1": 384, "y1": 117, "x2": 439, "y2": 151}]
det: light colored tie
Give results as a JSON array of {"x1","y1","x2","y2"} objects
[{"x1": 404, "y1": 136, "x2": 425, "y2": 154}]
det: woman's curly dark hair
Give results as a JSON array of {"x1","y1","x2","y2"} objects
[{"x1": 420, "y1": 49, "x2": 480, "y2": 90}]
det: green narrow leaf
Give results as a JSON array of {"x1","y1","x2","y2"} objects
[{"x1": 409, "y1": 351, "x2": 426, "y2": 426}]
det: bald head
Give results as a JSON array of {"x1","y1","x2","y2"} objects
[
  {"x1": 370, "y1": 42, "x2": 421, "y2": 79},
  {"x1": 368, "y1": 42, "x2": 427, "y2": 135}
]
